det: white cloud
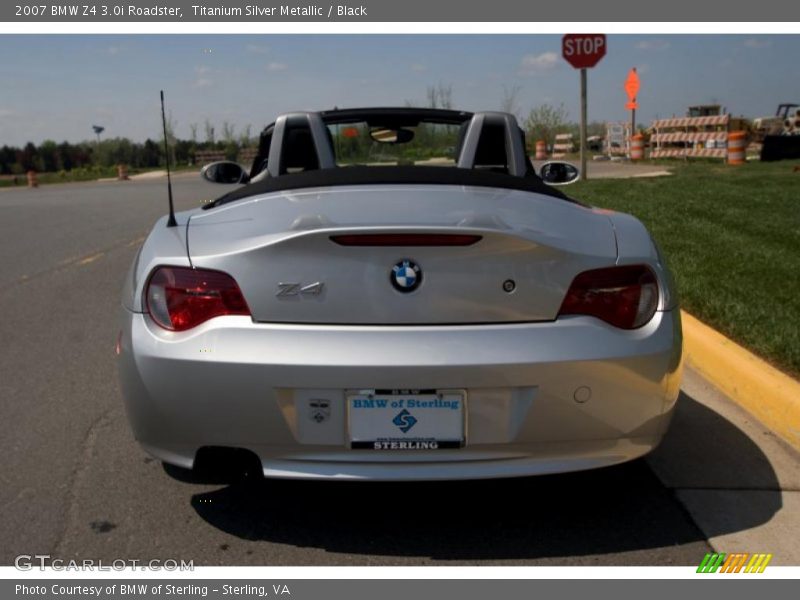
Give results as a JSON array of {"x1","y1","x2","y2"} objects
[
  {"x1": 520, "y1": 52, "x2": 559, "y2": 74},
  {"x1": 192, "y1": 66, "x2": 213, "y2": 87},
  {"x1": 411, "y1": 63, "x2": 427, "y2": 72},
  {"x1": 246, "y1": 43, "x2": 270, "y2": 54},
  {"x1": 267, "y1": 62, "x2": 287, "y2": 72},
  {"x1": 635, "y1": 39, "x2": 670, "y2": 51},
  {"x1": 744, "y1": 38, "x2": 770, "y2": 49},
  {"x1": 107, "y1": 46, "x2": 120, "y2": 55}
]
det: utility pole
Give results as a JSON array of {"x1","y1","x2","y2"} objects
[{"x1": 580, "y1": 68, "x2": 587, "y2": 181}]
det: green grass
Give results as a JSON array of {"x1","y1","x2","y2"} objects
[{"x1": 571, "y1": 160, "x2": 800, "y2": 377}]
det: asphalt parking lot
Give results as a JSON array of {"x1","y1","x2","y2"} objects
[{"x1": 1, "y1": 174, "x2": 798, "y2": 566}]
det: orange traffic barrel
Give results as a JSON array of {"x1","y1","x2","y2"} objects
[
  {"x1": 630, "y1": 134, "x2": 645, "y2": 161},
  {"x1": 535, "y1": 140, "x2": 547, "y2": 160},
  {"x1": 27, "y1": 170, "x2": 38, "y2": 188},
  {"x1": 117, "y1": 164, "x2": 129, "y2": 180},
  {"x1": 727, "y1": 131, "x2": 746, "y2": 165}
]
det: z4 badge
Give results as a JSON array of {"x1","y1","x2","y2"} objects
[{"x1": 276, "y1": 281, "x2": 325, "y2": 297}]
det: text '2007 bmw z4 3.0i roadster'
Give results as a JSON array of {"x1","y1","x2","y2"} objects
[{"x1": 117, "y1": 108, "x2": 683, "y2": 481}]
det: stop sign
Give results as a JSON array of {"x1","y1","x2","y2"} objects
[{"x1": 562, "y1": 34, "x2": 607, "y2": 69}]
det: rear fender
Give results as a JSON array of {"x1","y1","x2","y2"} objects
[{"x1": 123, "y1": 214, "x2": 192, "y2": 313}]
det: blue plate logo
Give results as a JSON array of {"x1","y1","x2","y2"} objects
[
  {"x1": 392, "y1": 409, "x2": 418, "y2": 433},
  {"x1": 391, "y1": 259, "x2": 422, "y2": 293}
]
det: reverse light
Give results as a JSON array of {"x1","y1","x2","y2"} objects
[
  {"x1": 558, "y1": 265, "x2": 659, "y2": 329},
  {"x1": 145, "y1": 266, "x2": 250, "y2": 331}
]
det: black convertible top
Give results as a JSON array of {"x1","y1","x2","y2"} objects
[
  {"x1": 318, "y1": 107, "x2": 473, "y2": 126},
  {"x1": 202, "y1": 108, "x2": 582, "y2": 210},
  {"x1": 206, "y1": 166, "x2": 577, "y2": 209}
]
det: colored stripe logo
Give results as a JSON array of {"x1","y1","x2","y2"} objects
[{"x1": 697, "y1": 553, "x2": 772, "y2": 573}]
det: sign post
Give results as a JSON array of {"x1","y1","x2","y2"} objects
[
  {"x1": 562, "y1": 34, "x2": 607, "y2": 180},
  {"x1": 624, "y1": 67, "x2": 641, "y2": 152}
]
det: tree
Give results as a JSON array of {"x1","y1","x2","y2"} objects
[
  {"x1": 0, "y1": 146, "x2": 16, "y2": 174},
  {"x1": 500, "y1": 85, "x2": 522, "y2": 120},
  {"x1": 426, "y1": 83, "x2": 453, "y2": 109},
  {"x1": 174, "y1": 139, "x2": 194, "y2": 165},
  {"x1": 21, "y1": 142, "x2": 39, "y2": 171},
  {"x1": 186, "y1": 123, "x2": 199, "y2": 165},
  {"x1": 141, "y1": 139, "x2": 161, "y2": 168},
  {"x1": 161, "y1": 112, "x2": 178, "y2": 166},
  {"x1": 587, "y1": 121, "x2": 606, "y2": 138},
  {"x1": 220, "y1": 121, "x2": 238, "y2": 160},
  {"x1": 239, "y1": 124, "x2": 253, "y2": 147},
  {"x1": 38, "y1": 140, "x2": 60, "y2": 172},
  {"x1": 204, "y1": 119, "x2": 215, "y2": 144},
  {"x1": 523, "y1": 103, "x2": 570, "y2": 147},
  {"x1": 221, "y1": 121, "x2": 235, "y2": 143}
]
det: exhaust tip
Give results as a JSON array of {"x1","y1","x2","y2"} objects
[{"x1": 192, "y1": 446, "x2": 263, "y2": 483}]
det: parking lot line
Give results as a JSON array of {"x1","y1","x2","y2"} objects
[{"x1": 78, "y1": 252, "x2": 104, "y2": 265}]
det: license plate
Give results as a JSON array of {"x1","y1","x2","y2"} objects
[{"x1": 347, "y1": 389, "x2": 465, "y2": 450}]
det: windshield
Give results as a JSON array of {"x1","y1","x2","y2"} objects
[{"x1": 326, "y1": 121, "x2": 461, "y2": 167}]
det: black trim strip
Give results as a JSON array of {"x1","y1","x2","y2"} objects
[{"x1": 205, "y1": 166, "x2": 578, "y2": 209}]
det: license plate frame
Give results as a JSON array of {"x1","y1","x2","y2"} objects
[{"x1": 346, "y1": 389, "x2": 467, "y2": 450}]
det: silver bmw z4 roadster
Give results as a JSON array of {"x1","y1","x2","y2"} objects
[{"x1": 118, "y1": 108, "x2": 683, "y2": 480}]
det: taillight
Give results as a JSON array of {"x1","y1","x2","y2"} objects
[
  {"x1": 558, "y1": 265, "x2": 659, "y2": 329},
  {"x1": 145, "y1": 266, "x2": 250, "y2": 331}
]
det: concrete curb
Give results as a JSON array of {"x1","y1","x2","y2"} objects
[{"x1": 682, "y1": 310, "x2": 800, "y2": 452}]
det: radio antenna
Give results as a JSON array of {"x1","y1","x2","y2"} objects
[{"x1": 160, "y1": 90, "x2": 177, "y2": 228}]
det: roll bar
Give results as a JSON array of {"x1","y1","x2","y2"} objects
[
  {"x1": 265, "y1": 110, "x2": 527, "y2": 179},
  {"x1": 456, "y1": 112, "x2": 528, "y2": 177},
  {"x1": 267, "y1": 112, "x2": 337, "y2": 178}
]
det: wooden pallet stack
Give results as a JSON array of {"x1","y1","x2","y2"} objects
[{"x1": 194, "y1": 149, "x2": 227, "y2": 165}]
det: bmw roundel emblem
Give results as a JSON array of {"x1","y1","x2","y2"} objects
[{"x1": 391, "y1": 259, "x2": 422, "y2": 293}]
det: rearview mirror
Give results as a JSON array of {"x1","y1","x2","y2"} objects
[
  {"x1": 369, "y1": 127, "x2": 415, "y2": 144},
  {"x1": 539, "y1": 161, "x2": 580, "y2": 186},
  {"x1": 200, "y1": 161, "x2": 250, "y2": 185}
]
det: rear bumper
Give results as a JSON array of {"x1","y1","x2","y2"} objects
[{"x1": 118, "y1": 309, "x2": 683, "y2": 481}]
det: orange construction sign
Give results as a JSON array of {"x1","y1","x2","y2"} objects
[{"x1": 624, "y1": 68, "x2": 640, "y2": 111}]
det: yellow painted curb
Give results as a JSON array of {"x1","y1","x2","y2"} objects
[{"x1": 682, "y1": 310, "x2": 800, "y2": 451}]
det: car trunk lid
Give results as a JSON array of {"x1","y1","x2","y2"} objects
[{"x1": 187, "y1": 184, "x2": 617, "y2": 324}]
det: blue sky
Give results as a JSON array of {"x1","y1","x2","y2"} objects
[{"x1": 0, "y1": 34, "x2": 797, "y2": 146}]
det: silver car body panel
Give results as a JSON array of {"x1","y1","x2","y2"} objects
[
  {"x1": 119, "y1": 120, "x2": 682, "y2": 479},
  {"x1": 119, "y1": 305, "x2": 682, "y2": 480}
]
